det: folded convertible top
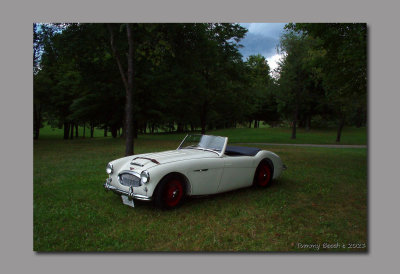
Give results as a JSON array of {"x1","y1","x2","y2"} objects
[{"x1": 225, "y1": 145, "x2": 261, "y2": 156}]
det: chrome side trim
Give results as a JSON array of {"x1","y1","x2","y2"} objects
[
  {"x1": 103, "y1": 181, "x2": 152, "y2": 201},
  {"x1": 193, "y1": 169, "x2": 209, "y2": 172}
]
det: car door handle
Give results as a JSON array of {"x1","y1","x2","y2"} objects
[{"x1": 193, "y1": 169, "x2": 208, "y2": 172}]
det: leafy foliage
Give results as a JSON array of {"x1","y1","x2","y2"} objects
[
  {"x1": 275, "y1": 23, "x2": 367, "y2": 140},
  {"x1": 284, "y1": 23, "x2": 367, "y2": 140},
  {"x1": 33, "y1": 23, "x2": 367, "y2": 144}
]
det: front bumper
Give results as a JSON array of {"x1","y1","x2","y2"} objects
[{"x1": 103, "y1": 179, "x2": 152, "y2": 201}]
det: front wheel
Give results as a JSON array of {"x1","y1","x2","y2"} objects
[
  {"x1": 153, "y1": 174, "x2": 186, "y2": 209},
  {"x1": 254, "y1": 160, "x2": 273, "y2": 187}
]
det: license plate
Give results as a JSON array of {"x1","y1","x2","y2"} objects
[{"x1": 121, "y1": 195, "x2": 135, "y2": 208}]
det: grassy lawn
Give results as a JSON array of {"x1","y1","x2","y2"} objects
[
  {"x1": 33, "y1": 135, "x2": 367, "y2": 251},
  {"x1": 138, "y1": 127, "x2": 367, "y2": 145},
  {"x1": 39, "y1": 124, "x2": 367, "y2": 145}
]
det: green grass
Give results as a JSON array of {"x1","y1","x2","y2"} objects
[
  {"x1": 141, "y1": 127, "x2": 367, "y2": 145},
  {"x1": 34, "y1": 136, "x2": 367, "y2": 251},
  {"x1": 40, "y1": 124, "x2": 367, "y2": 145}
]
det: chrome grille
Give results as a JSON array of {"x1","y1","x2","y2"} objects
[{"x1": 118, "y1": 173, "x2": 141, "y2": 187}]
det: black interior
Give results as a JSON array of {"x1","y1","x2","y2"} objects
[{"x1": 224, "y1": 145, "x2": 261, "y2": 157}]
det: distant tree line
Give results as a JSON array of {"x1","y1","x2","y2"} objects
[
  {"x1": 278, "y1": 23, "x2": 367, "y2": 142},
  {"x1": 33, "y1": 23, "x2": 367, "y2": 154}
]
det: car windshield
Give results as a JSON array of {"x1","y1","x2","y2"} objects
[{"x1": 178, "y1": 134, "x2": 226, "y2": 153}]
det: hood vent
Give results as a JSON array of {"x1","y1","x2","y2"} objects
[
  {"x1": 130, "y1": 156, "x2": 160, "y2": 166},
  {"x1": 130, "y1": 162, "x2": 144, "y2": 167}
]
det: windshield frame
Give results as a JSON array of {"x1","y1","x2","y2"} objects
[{"x1": 177, "y1": 134, "x2": 228, "y2": 157}]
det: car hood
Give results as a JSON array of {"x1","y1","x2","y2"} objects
[{"x1": 119, "y1": 149, "x2": 218, "y2": 172}]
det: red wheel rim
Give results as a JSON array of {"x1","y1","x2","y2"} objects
[
  {"x1": 257, "y1": 164, "x2": 271, "y2": 187},
  {"x1": 164, "y1": 179, "x2": 183, "y2": 207}
]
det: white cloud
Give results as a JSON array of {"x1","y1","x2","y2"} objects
[
  {"x1": 267, "y1": 53, "x2": 285, "y2": 78},
  {"x1": 267, "y1": 53, "x2": 283, "y2": 71}
]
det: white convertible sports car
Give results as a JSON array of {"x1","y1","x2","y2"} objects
[{"x1": 103, "y1": 134, "x2": 286, "y2": 209}]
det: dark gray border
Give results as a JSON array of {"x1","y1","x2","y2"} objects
[{"x1": 2, "y1": 0, "x2": 399, "y2": 273}]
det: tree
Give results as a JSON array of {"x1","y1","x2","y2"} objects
[
  {"x1": 276, "y1": 28, "x2": 331, "y2": 138},
  {"x1": 193, "y1": 23, "x2": 247, "y2": 133},
  {"x1": 287, "y1": 23, "x2": 367, "y2": 142},
  {"x1": 276, "y1": 32, "x2": 310, "y2": 139},
  {"x1": 33, "y1": 23, "x2": 58, "y2": 139},
  {"x1": 107, "y1": 23, "x2": 136, "y2": 155},
  {"x1": 33, "y1": 23, "x2": 251, "y2": 143},
  {"x1": 108, "y1": 23, "x2": 174, "y2": 155},
  {"x1": 244, "y1": 54, "x2": 273, "y2": 127},
  {"x1": 144, "y1": 23, "x2": 247, "y2": 133}
]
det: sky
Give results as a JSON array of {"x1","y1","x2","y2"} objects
[{"x1": 238, "y1": 23, "x2": 287, "y2": 73}]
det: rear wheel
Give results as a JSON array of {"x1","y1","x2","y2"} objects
[
  {"x1": 154, "y1": 174, "x2": 186, "y2": 209},
  {"x1": 254, "y1": 160, "x2": 272, "y2": 187}
]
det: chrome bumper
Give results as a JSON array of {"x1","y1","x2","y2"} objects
[{"x1": 103, "y1": 179, "x2": 152, "y2": 201}]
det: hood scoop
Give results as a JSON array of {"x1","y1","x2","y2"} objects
[{"x1": 130, "y1": 156, "x2": 160, "y2": 167}]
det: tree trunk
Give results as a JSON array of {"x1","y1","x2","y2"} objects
[
  {"x1": 177, "y1": 122, "x2": 183, "y2": 133},
  {"x1": 108, "y1": 23, "x2": 134, "y2": 155},
  {"x1": 200, "y1": 101, "x2": 208, "y2": 134},
  {"x1": 143, "y1": 122, "x2": 147, "y2": 134},
  {"x1": 134, "y1": 120, "x2": 138, "y2": 139},
  {"x1": 355, "y1": 107, "x2": 363, "y2": 128},
  {"x1": 291, "y1": 108, "x2": 298, "y2": 139},
  {"x1": 291, "y1": 120, "x2": 297, "y2": 139},
  {"x1": 83, "y1": 123, "x2": 86, "y2": 138},
  {"x1": 70, "y1": 123, "x2": 74, "y2": 140},
  {"x1": 249, "y1": 120, "x2": 252, "y2": 128},
  {"x1": 336, "y1": 116, "x2": 345, "y2": 143},
  {"x1": 104, "y1": 127, "x2": 108, "y2": 137},
  {"x1": 125, "y1": 24, "x2": 135, "y2": 155},
  {"x1": 90, "y1": 122, "x2": 94, "y2": 138},
  {"x1": 33, "y1": 105, "x2": 41, "y2": 140},
  {"x1": 111, "y1": 125, "x2": 118, "y2": 138},
  {"x1": 305, "y1": 115, "x2": 310, "y2": 131},
  {"x1": 121, "y1": 121, "x2": 125, "y2": 138},
  {"x1": 200, "y1": 119, "x2": 206, "y2": 134},
  {"x1": 64, "y1": 122, "x2": 70, "y2": 140},
  {"x1": 34, "y1": 125, "x2": 39, "y2": 140},
  {"x1": 75, "y1": 124, "x2": 78, "y2": 138}
]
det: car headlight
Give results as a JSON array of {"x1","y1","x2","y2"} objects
[
  {"x1": 140, "y1": 170, "x2": 150, "y2": 184},
  {"x1": 106, "y1": 163, "x2": 113, "y2": 174}
]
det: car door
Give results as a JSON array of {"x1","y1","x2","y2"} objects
[
  {"x1": 185, "y1": 158, "x2": 225, "y2": 195},
  {"x1": 217, "y1": 156, "x2": 255, "y2": 193}
]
